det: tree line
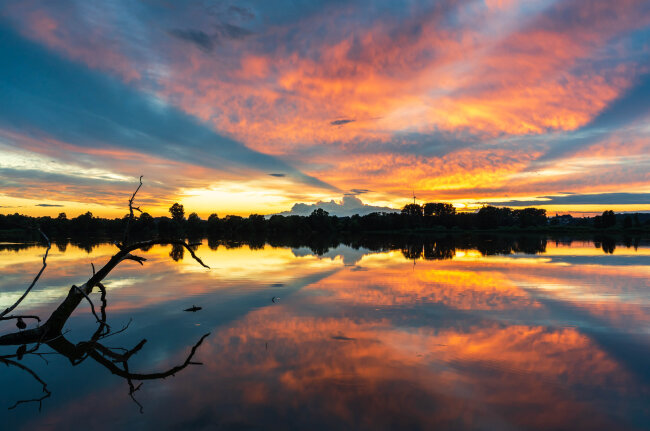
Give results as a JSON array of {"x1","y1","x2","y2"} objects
[{"x1": 1, "y1": 202, "x2": 648, "y2": 242}]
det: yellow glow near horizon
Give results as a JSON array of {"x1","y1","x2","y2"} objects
[
  {"x1": 175, "y1": 183, "x2": 339, "y2": 217},
  {"x1": 2, "y1": 183, "x2": 650, "y2": 218}
]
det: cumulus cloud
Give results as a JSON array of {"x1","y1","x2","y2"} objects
[{"x1": 276, "y1": 195, "x2": 397, "y2": 217}]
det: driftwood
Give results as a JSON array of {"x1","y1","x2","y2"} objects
[{"x1": 0, "y1": 178, "x2": 211, "y2": 412}]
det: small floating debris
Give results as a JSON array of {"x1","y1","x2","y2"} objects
[
  {"x1": 271, "y1": 296, "x2": 280, "y2": 303},
  {"x1": 184, "y1": 305, "x2": 202, "y2": 312}
]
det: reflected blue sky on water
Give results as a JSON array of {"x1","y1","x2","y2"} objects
[{"x1": 1, "y1": 239, "x2": 650, "y2": 430}]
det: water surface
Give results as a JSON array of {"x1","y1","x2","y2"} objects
[{"x1": 1, "y1": 237, "x2": 650, "y2": 430}]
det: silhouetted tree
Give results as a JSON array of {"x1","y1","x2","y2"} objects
[
  {"x1": 423, "y1": 203, "x2": 455, "y2": 217},
  {"x1": 401, "y1": 204, "x2": 423, "y2": 217},
  {"x1": 169, "y1": 203, "x2": 185, "y2": 223},
  {"x1": 207, "y1": 213, "x2": 220, "y2": 234},
  {"x1": 477, "y1": 206, "x2": 514, "y2": 229},
  {"x1": 248, "y1": 214, "x2": 266, "y2": 233},
  {"x1": 222, "y1": 215, "x2": 244, "y2": 233},
  {"x1": 71, "y1": 211, "x2": 96, "y2": 233},
  {"x1": 600, "y1": 210, "x2": 616, "y2": 228},
  {"x1": 514, "y1": 208, "x2": 547, "y2": 227},
  {"x1": 308, "y1": 208, "x2": 332, "y2": 232},
  {"x1": 138, "y1": 212, "x2": 155, "y2": 231},
  {"x1": 187, "y1": 212, "x2": 203, "y2": 236}
]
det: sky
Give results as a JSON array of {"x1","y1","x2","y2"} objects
[{"x1": 1, "y1": 0, "x2": 649, "y2": 218}]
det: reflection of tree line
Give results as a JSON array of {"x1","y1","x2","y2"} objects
[
  {"x1": 5, "y1": 233, "x2": 644, "y2": 260},
  {"x1": 399, "y1": 235, "x2": 549, "y2": 260}
]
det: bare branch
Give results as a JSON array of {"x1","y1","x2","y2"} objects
[
  {"x1": 98, "y1": 318, "x2": 132, "y2": 341},
  {"x1": 86, "y1": 238, "x2": 209, "y2": 291},
  {"x1": 121, "y1": 175, "x2": 143, "y2": 247},
  {"x1": 1, "y1": 229, "x2": 50, "y2": 319},
  {"x1": 122, "y1": 253, "x2": 146, "y2": 265},
  {"x1": 73, "y1": 285, "x2": 109, "y2": 330},
  {"x1": 1, "y1": 358, "x2": 51, "y2": 411},
  {"x1": 123, "y1": 361, "x2": 144, "y2": 413},
  {"x1": 0, "y1": 315, "x2": 41, "y2": 323},
  {"x1": 87, "y1": 333, "x2": 210, "y2": 381},
  {"x1": 90, "y1": 282, "x2": 109, "y2": 339},
  {"x1": 173, "y1": 241, "x2": 210, "y2": 269}
]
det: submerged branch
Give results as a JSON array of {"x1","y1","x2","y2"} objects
[
  {"x1": 1, "y1": 229, "x2": 51, "y2": 319},
  {"x1": 1, "y1": 357, "x2": 51, "y2": 411}
]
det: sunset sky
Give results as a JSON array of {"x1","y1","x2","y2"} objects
[{"x1": 1, "y1": 0, "x2": 649, "y2": 217}]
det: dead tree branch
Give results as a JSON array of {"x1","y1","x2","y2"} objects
[
  {"x1": 121, "y1": 175, "x2": 143, "y2": 247},
  {"x1": 1, "y1": 357, "x2": 51, "y2": 411},
  {"x1": 0, "y1": 315, "x2": 41, "y2": 323},
  {"x1": 1, "y1": 229, "x2": 51, "y2": 320},
  {"x1": 0, "y1": 178, "x2": 211, "y2": 412},
  {"x1": 73, "y1": 285, "x2": 109, "y2": 330}
]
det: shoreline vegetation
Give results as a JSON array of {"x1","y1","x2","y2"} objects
[{"x1": 1, "y1": 203, "x2": 649, "y2": 253}]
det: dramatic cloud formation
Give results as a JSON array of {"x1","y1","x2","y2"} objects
[
  {"x1": 0, "y1": 0, "x2": 649, "y2": 215},
  {"x1": 277, "y1": 195, "x2": 397, "y2": 217}
]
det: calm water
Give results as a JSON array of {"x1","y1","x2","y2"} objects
[{"x1": 1, "y1": 237, "x2": 650, "y2": 430}]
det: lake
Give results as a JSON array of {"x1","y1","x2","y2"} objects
[{"x1": 1, "y1": 236, "x2": 650, "y2": 430}]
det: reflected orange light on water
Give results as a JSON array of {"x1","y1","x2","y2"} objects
[{"x1": 4, "y1": 238, "x2": 650, "y2": 429}]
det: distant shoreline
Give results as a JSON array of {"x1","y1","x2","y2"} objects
[{"x1": 2, "y1": 204, "x2": 649, "y2": 243}]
